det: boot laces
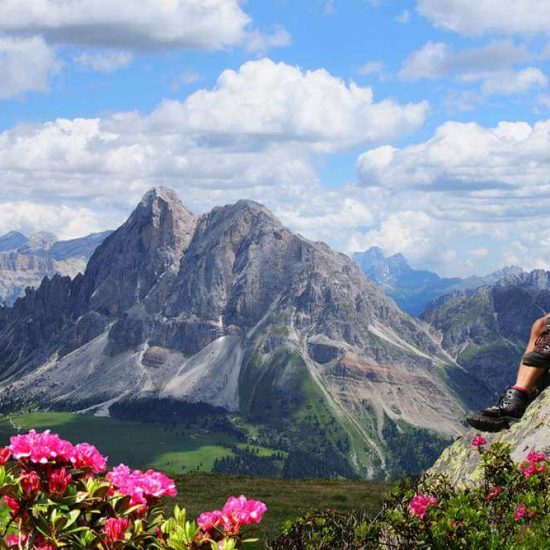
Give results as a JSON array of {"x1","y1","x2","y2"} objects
[{"x1": 497, "y1": 389, "x2": 515, "y2": 409}]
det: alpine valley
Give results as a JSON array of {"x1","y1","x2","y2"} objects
[{"x1": 0, "y1": 188, "x2": 490, "y2": 479}]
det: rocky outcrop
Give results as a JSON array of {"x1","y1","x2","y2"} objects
[
  {"x1": 431, "y1": 382, "x2": 550, "y2": 487},
  {"x1": 0, "y1": 187, "x2": 480, "y2": 478}
]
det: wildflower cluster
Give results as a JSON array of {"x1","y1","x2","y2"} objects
[
  {"x1": 198, "y1": 496, "x2": 267, "y2": 537},
  {"x1": 0, "y1": 430, "x2": 266, "y2": 549},
  {"x1": 360, "y1": 437, "x2": 550, "y2": 548},
  {"x1": 274, "y1": 438, "x2": 550, "y2": 549}
]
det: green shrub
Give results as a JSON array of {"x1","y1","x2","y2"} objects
[{"x1": 270, "y1": 437, "x2": 550, "y2": 548}]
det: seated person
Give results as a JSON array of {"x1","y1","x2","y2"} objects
[{"x1": 467, "y1": 315, "x2": 550, "y2": 432}]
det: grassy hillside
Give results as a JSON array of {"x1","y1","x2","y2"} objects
[
  {"x1": 0, "y1": 411, "x2": 390, "y2": 544},
  {"x1": 0, "y1": 411, "x2": 279, "y2": 473},
  {"x1": 173, "y1": 472, "x2": 389, "y2": 543}
]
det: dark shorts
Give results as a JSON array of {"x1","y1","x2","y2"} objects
[{"x1": 523, "y1": 317, "x2": 550, "y2": 368}]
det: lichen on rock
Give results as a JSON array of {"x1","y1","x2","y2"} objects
[{"x1": 431, "y1": 385, "x2": 550, "y2": 487}]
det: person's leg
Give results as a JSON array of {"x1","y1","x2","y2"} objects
[
  {"x1": 514, "y1": 316, "x2": 550, "y2": 392},
  {"x1": 466, "y1": 314, "x2": 550, "y2": 432},
  {"x1": 515, "y1": 364, "x2": 545, "y2": 391}
]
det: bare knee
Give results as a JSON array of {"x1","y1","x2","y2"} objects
[{"x1": 534, "y1": 317, "x2": 548, "y2": 332}]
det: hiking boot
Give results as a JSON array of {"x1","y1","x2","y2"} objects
[{"x1": 465, "y1": 388, "x2": 531, "y2": 433}]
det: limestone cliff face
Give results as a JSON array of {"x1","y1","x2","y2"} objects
[
  {"x1": 431, "y1": 383, "x2": 550, "y2": 487},
  {"x1": 0, "y1": 187, "x2": 480, "y2": 478}
]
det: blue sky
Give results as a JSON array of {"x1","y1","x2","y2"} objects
[{"x1": 2, "y1": 0, "x2": 550, "y2": 277}]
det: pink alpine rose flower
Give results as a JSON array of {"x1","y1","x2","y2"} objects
[
  {"x1": 527, "y1": 450, "x2": 546, "y2": 463},
  {"x1": 0, "y1": 446, "x2": 11, "y2": 465},
  {"x1": 107, "y1": 464, "x2": 177, "y2": 509},
  {"x1": 514, "y1": 504, "x2": 527, "y2": 521},
  {"x1": 408, "y1": 494, "x2": 438, "y2": 519},
  {"x1": 519, "y1": 449, "x2": 547, "y2": 478},
  {"x1": 197, "y1": 510, "x2": 223, "y2": 532},
  {"x1": 20, "y1": 470, "x2": 41, "y2": 498},
  {"x1": 10, "y1": 430, "x2": 74, "y2": 465},
  {"x1": 5, "y1": 532, "x2": 28, "y2": 547},
  {"x1": 48, "y1": 467, "x2": 72, "y2": 498},
  {"x1": 219, "y1": 495, "x2": 267, "y2": 534},
  {"x1": 471, "y1": 435, "x2": 487, "y2": 449},
  {"x1": 71, "y1": 443, "x2": 107, "y2": 473},
  {"x1": 4, "y1": 496, "x2": 19, "y2": 516},
  {"x1": 485, "y1": 486, "x2": 502, "y2": 501},
  {"x1": 140, "y1": 469, "x2": 177, "y2": 499},
  {"x1": 104, "y1": 517, "x2": 130, "y2": 544},
  {"x1": 33, "y1": 538, "x2": 55, "y2": 550}
]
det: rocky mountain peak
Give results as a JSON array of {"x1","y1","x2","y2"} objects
[
  {"x1": 79, "y1": 186, "x2": 198, "y2": 316},
  {"x1": 18, "y1": 232, "x2": 57, "y2": 255},
  {"x1": 206, "y1": 199, "x2": 280, "y2": 230},
  {"x1": 139, "y1": 185, "x2": 183, "y2": 209},
  {"x1": 0, "y1": 187, "x2": 477, "y2": 479}
]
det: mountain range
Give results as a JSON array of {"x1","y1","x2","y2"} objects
[
  {"x1": 0, "y1": 230, "x2": 112, "y2": 306},
  {"x1": 353, "y1": 247, "x2": 524, "y2": 316},
  {"x1": 0, "y1": 187, "x2": 486, "y2": 479},
  {"x1": 422, "y1": 270, "x2": 550, "y2": 399}
]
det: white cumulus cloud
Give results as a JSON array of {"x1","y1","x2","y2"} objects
[
  {"x1": 0, "y1": 59, "x2": 426, "y2": 240},
  {"x1": 0, "y1": 0, "x2": 250, "y2": 50},
  {"x1": 357, "y1": 119, "x2": 550, "y2": 191},
  {"x1": 148, "y1": 58, "x2": 428, "y2": 152},
  {"x1": 481, "y1": 67, "x2": 547, "y2": 95},
  {"x1": 0, "y1": 36, "x2": 59, "y2": 99},
  {"x1": 417, "y1": 0, "x2": 550, "y2": 36},
  {"x1": 400, "y1": 40, "x2": 530, "y2": 81},
  {"x1": 76, "y1": 50, "x2": 133, "y2": 73}
]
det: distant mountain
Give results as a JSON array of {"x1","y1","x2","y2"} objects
[
  {"x1": 421, "y1": 270, "x2": 550, "y2": 401},
  {"x1": 0, "y1": 231, "x2": 28, "y2": 252},
  {"x1": 49, "y1": 232, "x2": 114, "y2": 261},
  {"x1": 353, "y1": 247, "x2": 524, "y2": 316},
  {"x1": 0, "y1": 187, "x2": 483, "y2": 479},
  {"x1": 0, "y1": 230, "x2": 112, "y2": 306}
]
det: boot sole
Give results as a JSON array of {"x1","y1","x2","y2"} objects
[{"x1": 465, "y1": 414, "x2": 520, "y2": 433}]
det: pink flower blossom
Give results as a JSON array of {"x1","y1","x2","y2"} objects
[
  {"x1": 71, "y1": 443, "x2": 107, "y2": 473},
  {"x1": 221, "y1": 496, "x2": 267, "y2": 527},
  {"x1": 4, "y1": 496, "x2": 19, "y2": 516},
  {"x1": 519, "y1": 449, "x2": 547, "y2": 478},
  {"x1": 197, "y1": 510, "x2": 223, "y2": 532},
  {"x1": 514, "y1": 504, "x2": 527, "y2": 521},
  {"x1": 526, "y1": 450, "x2": 546, "y2": 463},
  {"x1": 471, "y1": 435, "x2": 487, "y2": 449},
  {"x1": 5, "y1": 532, "x2": 28, "y2": 547},
  {"x1": 9, "y1": 430, "x2": 74, "y2": 465},
  {"x1": 140, "y1": 469, "x2": 177, "y2": 498},
  {"x1": 485, "y1": 486, "x2": 502, "y2": 501},
  {"x1": 107, "y1": 465, "x2": 177, "y2": 508},
  {"x1": 220, "y1": 496, "x2": 267, "y2": 534},
  {"x1": 198, "y1": 496, "x2": 267, "y2": 536},
  {"x1": 104, "y1": 517, "x2": 130, "y2": 544},
  {"x1": 408, "y1": 494, "x2": 438, "y2": 519},
  {"x1": 0, "y1": 447, "x2": 11, "y2": 465},
  {"x1": 48, "y1": 467, "x2": 72, "y2": 498},
  {"x1": 519, "y1": 462, "x2": 545, "y2": 478},
  {"x1": 34, "y1": 538, "x2": 55, "y2": 550},
  {"x1": 20, "y1": 470, "x2": 41, "y2": 498}
]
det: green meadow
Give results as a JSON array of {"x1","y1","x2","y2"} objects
[{"x1": 0, "y1": 411, "x2": 390, "y2": 542}]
